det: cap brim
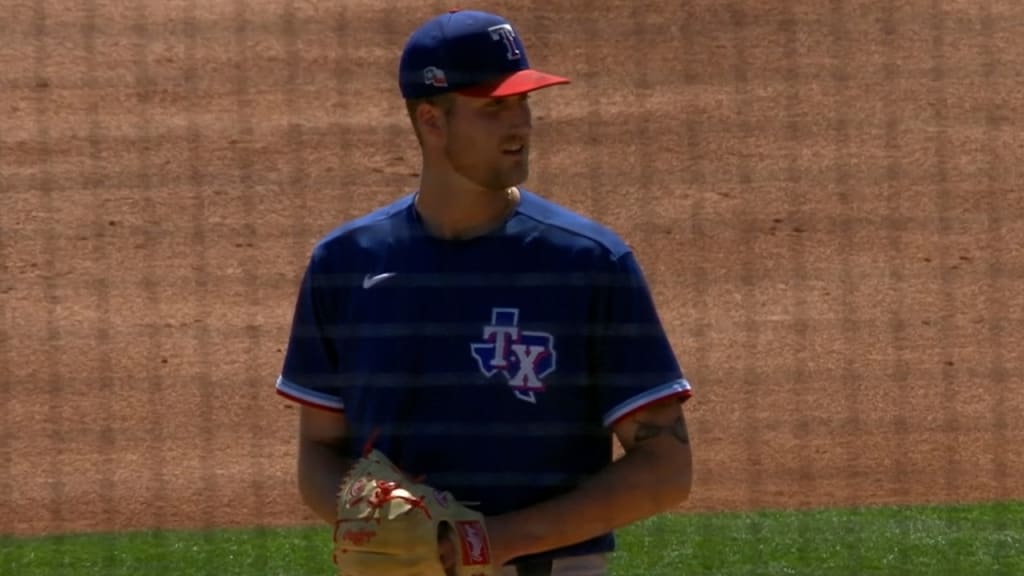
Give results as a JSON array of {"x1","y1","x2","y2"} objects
[{"x1": 457, "y1": 69, "x2": 571, "y2": 98}]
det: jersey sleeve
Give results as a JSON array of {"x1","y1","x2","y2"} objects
[
  {"x1": 275, "y1": 246, "x2": 346, "y2": 412},
  {"x1": 592, "y1": 250, "x2": 692, "y2": 429}
]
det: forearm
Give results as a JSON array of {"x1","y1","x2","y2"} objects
[
  {"x1": 491, "y1": 440, "x2": 692, "y2": 562},
  {"x1": 297, "y1": 440, "x2": 357, "y2": 525}
]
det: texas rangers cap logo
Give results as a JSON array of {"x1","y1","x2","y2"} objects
[
  {"x1": 487, "y1": 24, "x2": 521, "y2": 60},
  {"x1": 470, "y1": 308, "x2": 556, "y2": 404},
  {"x1": 423, "y1": 66, "x2": 448, "y2": 87}
]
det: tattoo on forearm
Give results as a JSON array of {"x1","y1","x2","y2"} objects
[{"x1": 633, "y1": 415, "x2": 690, "y2": 445}]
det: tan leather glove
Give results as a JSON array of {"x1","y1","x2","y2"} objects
[{"x1": 333, "y1": 448, "x2": 496, "y2": 576}]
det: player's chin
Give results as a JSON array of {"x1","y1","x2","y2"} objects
[
  {"x1": 497, "y1": 155, "x2": 529, "y2": 180},
  {"x1": 496, "y1": 166, "x2": 528, "y2": 189}
]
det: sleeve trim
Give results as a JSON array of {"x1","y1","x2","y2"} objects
[
  {"x1": 603, "y1": 378, "x2": 692, "y2": 428},
  {"x1": 275, "y1": 375, "x2": 345, "y2": 412}
]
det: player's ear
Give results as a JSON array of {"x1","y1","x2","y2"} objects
[
  {"x1": 416, "y1": 97, "x2": 453, "y2": 144},
  {"x1": 417, "y1": 103, "x2": 442, "y2": 138}
]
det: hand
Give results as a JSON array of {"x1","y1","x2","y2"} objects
[
  {"x1": 480, "y1": 515, "x2": 516, "y2": 567},
  {"x1": 438, "y1": 523, "x2": 456, "y2": 575}
]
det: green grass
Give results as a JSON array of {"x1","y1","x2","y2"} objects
[
  {"x1": 2, "y1": 501, "x2": 1021, "y2": 575},
  {"x1": 616, "y1": 501, "x2": 1023, "y2": 575}
]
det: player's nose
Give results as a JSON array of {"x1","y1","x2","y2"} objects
[{"x1": 509, "y1": 97, "x2": 532, "y2": 132}]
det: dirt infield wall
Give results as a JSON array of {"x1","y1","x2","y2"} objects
[{"x1": 2, "y1": 0, "x2": 1021, "y2": 537}]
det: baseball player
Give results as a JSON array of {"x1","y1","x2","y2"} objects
[{"x1": 275, "y1": 9, "x2": 694, "y2": 576}]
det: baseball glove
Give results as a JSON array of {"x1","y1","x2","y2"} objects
[{"x1": 333, "y1": 448, "x2": 496, "y2": 576}]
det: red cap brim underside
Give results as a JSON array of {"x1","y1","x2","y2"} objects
[{"x1": 457, "y1": 69, "x2": 571, "y2": 98}]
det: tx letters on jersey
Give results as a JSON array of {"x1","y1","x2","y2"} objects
[{"x1": 470, "y1": 308, "x2": 556, "y2": 404}]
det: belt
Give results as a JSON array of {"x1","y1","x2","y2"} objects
[{"x1": 513, "y1": 558, "x2": 553, "y2": 576}]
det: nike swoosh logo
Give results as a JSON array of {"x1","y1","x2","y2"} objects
[{"x1": 362, "y1": 272, "x2": 397, "y2": 289}]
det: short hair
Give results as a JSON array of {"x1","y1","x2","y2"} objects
[{"x1": 405, "y1": 93, "x2": 456, "y2": 144}]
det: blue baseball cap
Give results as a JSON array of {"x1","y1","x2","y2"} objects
[{"x1": 398, "y1": 9, "x2": 571, "y2": 100}]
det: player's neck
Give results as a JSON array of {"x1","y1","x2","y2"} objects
[{"x1": 414, "y1": 173, "x2": 519, "y2": 241}]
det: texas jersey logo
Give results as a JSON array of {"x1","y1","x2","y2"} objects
[{"x1": 470, "y1": 308, "x2": 556, "y2": 404}]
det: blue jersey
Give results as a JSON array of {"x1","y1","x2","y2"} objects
[{"x1": 276, "y1": 189, "x2": 692, "y2": 562}]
